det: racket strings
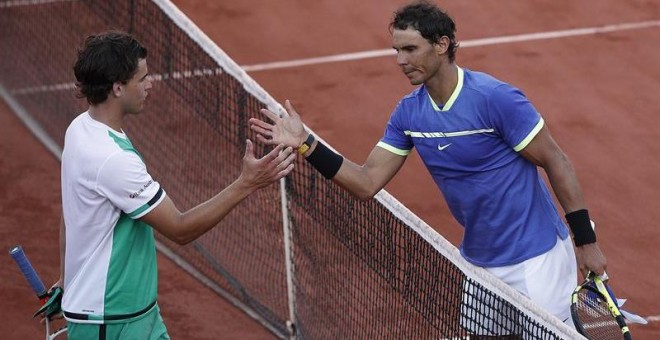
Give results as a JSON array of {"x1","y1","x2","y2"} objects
[{"x1": 575, "y1": 288, "x2": 624, "y2": 339}]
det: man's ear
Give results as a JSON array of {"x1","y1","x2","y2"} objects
[
  {"x1": 111, "y1": 82, "x2": 123, "y2": 98},
  {"x1": 434, "y1": 36, "x2": 450, "y2": 56}
]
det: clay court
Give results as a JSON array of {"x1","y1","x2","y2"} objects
[{"x1": 2, "y1": 0, "x2": 659, "y2": 338}]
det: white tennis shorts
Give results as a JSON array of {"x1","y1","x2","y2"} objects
[{"x1": 460, "y1": 235, "x2": 577, "y2": 336}]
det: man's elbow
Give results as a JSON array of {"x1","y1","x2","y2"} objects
[
  {"x1": 167, "y1": 232, "x2": 194, "y2": 245},
  {"x1": 156, "y1": 221, "x2": 195, "y2": 245},
  {"x1": 353, "y1": 187, "x2": 379, "y2": 201}
]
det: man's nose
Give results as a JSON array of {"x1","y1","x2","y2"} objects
[{"x1": 396, "y1": 52, "x2": 407, "y2": 65}]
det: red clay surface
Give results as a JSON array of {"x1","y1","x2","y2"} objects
[
  {"x1": 2, "y1": 0, "x2": 660, "y2": 339},
  {"x1": 0, "y1": 98, "x2": 274, "y2": 339}
]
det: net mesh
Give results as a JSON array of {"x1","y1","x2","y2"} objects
[{"x1": 0, "y1": 1, "x2": 582, "y2": 339}]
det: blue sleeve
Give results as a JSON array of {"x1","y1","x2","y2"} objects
[
  {"x1": 487, "y1": 83, "x2": 543, "y2": 151},
  {"x1": 377, "y1": 100, "x2": 413, "y2": 156}
]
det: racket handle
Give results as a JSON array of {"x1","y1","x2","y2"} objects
[
  {"x1": 9, "y1": 245, "x2": 47, "y2": 299},
  {"x1": 615, "y1": 314, "x2": 632, "y2": 340}
]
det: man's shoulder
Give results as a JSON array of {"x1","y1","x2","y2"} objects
[
  {"x1": 462, "y1": 68, "x2": 522, "y2": 103},
  {"x1": 462, "y1": 68, "x2": 508, "y2": 91},
  {"x1": 65, "y1": 111, "x2": 88, "y2": 133},
  {"x1": 64, "y1": 114, "x2": 139, "y2": 168}
]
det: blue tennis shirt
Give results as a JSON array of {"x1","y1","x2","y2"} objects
[{"x1": 378, "y1": 67, "x2": 569, "y2": 267}]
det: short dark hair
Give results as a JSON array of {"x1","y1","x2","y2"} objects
[
  {"x1": 389, "y1": 1, "x2": 459, "y2": 62},
  {"x1": 73, "y1": 31, "x2": 148, "y2": 105}
]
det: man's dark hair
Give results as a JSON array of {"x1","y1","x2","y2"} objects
[
  {"x1": 73, "y1": 31, "x2": 148, "y2": 105},
  {"x1": 389, "y1": 1, "x2": 459, "y2": 61}
]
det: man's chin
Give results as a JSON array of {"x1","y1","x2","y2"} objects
[{"x1": 127, "y1": 106, "x2": 145, "y2": 115}]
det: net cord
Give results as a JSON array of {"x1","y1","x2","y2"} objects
[{"x1": 376, "y1": 191, "x2": 586, "y2": 339}]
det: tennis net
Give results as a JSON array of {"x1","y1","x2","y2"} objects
[{"x1": 0, "y1": 0, "x2": 583, "y2": 338}]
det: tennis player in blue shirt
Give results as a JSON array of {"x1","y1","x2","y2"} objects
[{"x1": 250, "y1": 1, "x2": 607, "y2": 334}]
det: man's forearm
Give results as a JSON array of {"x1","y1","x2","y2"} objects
[
  {"x1": 545, "y1": 157, "x2": 598, "y2": 246},
  {"x1": 545, "y1": 154, "x2": 585, "y2": 214}
]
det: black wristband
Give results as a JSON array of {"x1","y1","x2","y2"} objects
[
  {"x1": 305, "y1": 140, "x2": 343, "y2": 179},
  {"x1": 565, "y1": 209, "x2": 597, "y2": 246}
]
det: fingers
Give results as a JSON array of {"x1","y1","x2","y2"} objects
[
  {"x1": 277, "y1": 147, "x2": 296, "y2": 169},
  {"x1": 245, "y1": 139, "x2": 285, "y2": 160},
  {"x1": 249, "y1": 117, "x2": 274, "y2": 131},
  {"x1": 255, "y1": 134, "x2": 273, "y2": 146},
  {"x1": 270, "y1": 148, "x2": 296, "y2": 180},
  {"x1": 591, "y1": 265, "x2": 606, "y2": 277},
  {"x1": 249, "y1": 118, "x2": 279, "y2": 146},
  {"x1": 277, "y1": 152, "x2": 297, "y2": 179},
  {"x1": 250, "y1": 124, "x2": 274, "y2": 138},
  {"x1": 265, "y1": 146, "x2": 295, "y2": 173},
  {"x1": 243, "y1": 143, "x2": 297, "y2": 188},
  {"x1": 258, "y1": 143, "x2": 285, "y2": 163},
  {"x1": 258, "y1": 108, "x2": 280, "y2": 121},
  {"x1": 277, "y1": 163, "x2": 295, "y2": 179},
  {"x1": 244, "y1": 139, "x2": 255, "y2": 159},
  {"x1": 284, "y1": 99, "x2": 300, "y2": 119},
  {"x1": 579, "y1": 266, "x2": 588, "y2": 278},
  {"x1": 249, "y1": 119, "x2": 273, "y2": 134},
  {"x1": 272, "y1": 146, "x2": 294, "y2": 166}
]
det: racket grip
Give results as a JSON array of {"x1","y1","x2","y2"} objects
[{"x1": 9, "y1": 245, "x2": 47, "y2": 299}]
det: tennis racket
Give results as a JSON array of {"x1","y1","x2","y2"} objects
[
  {"x1": 571, "y1": 271, "x2": 631, "y2": 340},
  {"x1": 9, "y1": 245, "x2": 67, "y2": 340}
]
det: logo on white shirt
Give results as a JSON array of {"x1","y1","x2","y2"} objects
[{"x1": 129, "y1": 180, "x2": 153, "y2": 199}]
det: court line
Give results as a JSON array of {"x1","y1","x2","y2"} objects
[
  {"x1": 9, "y1": 20, "x2": 660, "y2": 95},
  {"x1": 241, "y1": 20, "x2": 660, "y2": 72},
  {"x1": 9, "y1": 68, "x2": 224, "y2": 95},
  {"x1": 646, "y1": 314, "x2": 660, "y2": 323},
  {"x1": 0, "y1": 0, "x2": 78, "y2": 8}
]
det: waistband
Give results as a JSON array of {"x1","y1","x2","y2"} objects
[{"x1": 63, "y1": 300, "x2": 157, "y2": 324}]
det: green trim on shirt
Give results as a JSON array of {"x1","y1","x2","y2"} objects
[{"x1": 108, "y1": 130, "x2": 143, "y2": 160}]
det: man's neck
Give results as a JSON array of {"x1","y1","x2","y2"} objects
[
  {"x1": 88, "y1": 103, "x2": 124, "y2": 132},
  {"x1": 425, "y1": 62, "x2": 458, "y2": 106}
]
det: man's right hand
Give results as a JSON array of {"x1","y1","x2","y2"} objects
[
  {"x1": 249, "y1": 100, "x2": 307, "y2": 149},
  {"x1": 238, "y1": 140, "x2": 296, "y2": 190},
  {"x1": 39, "y1": 279, "x2": 64, "y2": 323},
  {"x1": 575, "y1": 242, "x2": 607, "y2": 278}
]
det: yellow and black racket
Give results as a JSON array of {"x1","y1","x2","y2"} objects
[{"x1": 571, "y1": 272, "x2": 631, "y2": 340}]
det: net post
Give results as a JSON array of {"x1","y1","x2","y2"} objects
[{"x1": 279, "y1": 176, "x2": 297, "y2": 339}]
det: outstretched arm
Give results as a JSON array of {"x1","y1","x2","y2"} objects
[
  {"x1": 250, "y1": 100, "x2": 406, "y2": 200},
  {"x1": 520, "y1": 125, "x2": 607, "y2": 276},
  {"x1": 141, "y1": 140, "x2": 295, "y2": 244}
]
